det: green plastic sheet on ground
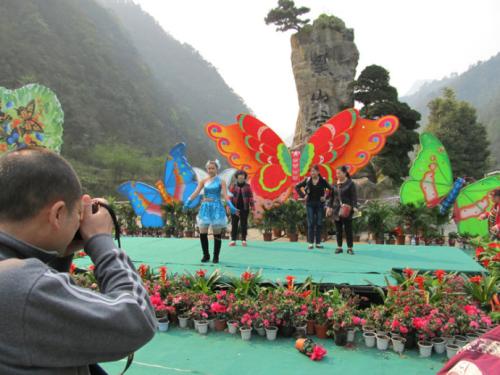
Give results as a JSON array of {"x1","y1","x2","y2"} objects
[{"x1": 75, "y1": 237, "x2": 485, "y2": 286}]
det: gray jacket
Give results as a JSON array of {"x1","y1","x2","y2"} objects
[{"x1": 0, "y1": 232, "x2": 157, "y2": 374}]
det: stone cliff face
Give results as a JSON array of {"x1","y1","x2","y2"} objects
[{"x1": 291, "y1": 15, "x2": 359, "y2": 146}]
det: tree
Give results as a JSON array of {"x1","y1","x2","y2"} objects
[
  {"x1": 264, "y1": 0, "x2": 310, "y2": 32},
  {"x1": 426, "y1": 88, "x2": 490, "y2": 179},
  {"x1": 352, "y1": 65, "x2": 420, "y2": 185}
]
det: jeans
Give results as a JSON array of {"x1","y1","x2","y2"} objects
[
  {"x1": 306, "y1": 202, "x2": 324, "y2": 244},
  {"x1": 231, "y1": 209, "x2": 249, "y2": 241},
  {"x1": 335, "y1": 218, "x2": 353, "y2": 248}
]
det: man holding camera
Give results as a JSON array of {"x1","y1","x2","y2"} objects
[{"x1": 0, "y1": 147, "x2": 156, "y2": 374}]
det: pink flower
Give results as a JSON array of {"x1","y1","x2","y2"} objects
[
  {"x1": 391, "y1": 319, "x2": 400, "y2": 331},
  {"x1": 309, "y1": 345, "x2": 327, "y2": 361},
  {"x1": 469, "y1": 321, "x2": 480, "y2": 329},
  {"x1": 481, "y1": 316, "x2": 492, "y2": 326},
  {"x1": 400, "y1": 325, "x2": 409, "y2": 334},
  {"x1": 352, "y1": 316, "x2": 362, "y2": 326},
  {"x1": 326, "y1": 307, "x2": 334, "y2": 319},
  {"x1": 464, "y1": 305, "x2": 480, "y2": 316}
]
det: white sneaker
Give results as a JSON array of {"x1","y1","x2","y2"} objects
[{"x1": 308, "y1": 244, "x2": 314, "y2": 250}]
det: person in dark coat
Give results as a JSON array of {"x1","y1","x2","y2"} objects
[
  {"x1": 295, "y1": 165, "x2": 331, "y2": 249},
  {"x1": 229, "y1": 170, "x2": 254, "y2": 247},
  {"x1": 326, "y1": 166, "x2": 358, "y2": 255}
]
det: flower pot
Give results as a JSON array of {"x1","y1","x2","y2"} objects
[
  {"x1": 391, "y1": 336, "x2": 406, "y2": 354},
  {"x1": 207, "y1": 319, "x2": 215, "y2": 331},
  {"x1": 295, "y1": 324, "x2": 307, "y2": 337},
  {"x1": 448, "y1": 238, "x2": 456, "y2": 247},
  {"x1": 184, "y1": 230, "x2": 194, "y2": 238},
  {"x1": 197, "y1": 320, "x2": 209, "y2": 335},
  {"x1": 454, "y1": 335, "x2": 468, "y2": 347},
  {"x1": 280, "y1": 325, "x2": 295, "y2": 337},
  {"x1": 315, "y1": 323, "x2": 328, "y2": 339},
  {"x1": 240, "y1": 327, "x2": 252, "y2": 341},
  {"x1": 215, "y1": 319, "x2": 227, "y2": 332},
  {"x1": 157, "y1": 318, "x2": 169, "y2": 332},
  {"x1": 375, "y1": 238, "x2": 384, "y2": 245},
  {"x1": 396, "y1": 235, "x2": 406, "y2": 245},
  {"x1": 334, "y1": 329, "x2": 348, "y2": 346},
  {"x1": 255, "y1": 325, "x2": 266, "y2": 337},
  {"x1": 288, "y1": 232, "x2": 299, "y2": 242},
  {"x1": 442, "y1": 336, "x2": 454, "y2": 345},
  {"x1": 418, "y1": 340, "x2": 433, "y2": 358},
  {"x1": 227, "y1": 320, "x2": 239, "y2": 334},
  {"x1": 446, "y1": 343, "x2": 460, "y2": 359},
  {"x1": 362, "y1": 325, "x2": 375, "y2": 333},
  {"x1": 168, "y1": 311, "x2": 178, "y2": 325},
  {"x1": 466, "y1": 333, "x2": 479, "y2": 342},
  {"x1": 265, "y1": 326, "x2": 278, "y2": 341},
  {"x1": 376, "y1": 334, "x2": 390, "y2": 351},
  {"x1": 347, "y1": 329, "x2": 356, "y2": 343},
  {"x1": 178, "y1": 316, "x2": 189, "y2": 329},
  {"x1": 263, "y1": 232, "x2": 272, "y2": 242},
  {"x1": 307, "y1": 320, "x2": 316, "y2": 335},
  {"x1": 432, "y1": 337, "x2": 446, "y2": 354},
  {"x1": 403, "y1": 331, "x2": 417, "y2": 349},
  {"x1": 363, "y1": 332, "x2": 376, "y2": 348},
  {"x1": 272, "y1": 228, "x2": 282, "y2": 238},
  {"x1": 386, "y1": 238, "x2": 396, "y2": 245}
]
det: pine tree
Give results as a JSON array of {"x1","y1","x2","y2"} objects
[{"x1": 264, "y1": 0, "x2": 310, "y2": 32}]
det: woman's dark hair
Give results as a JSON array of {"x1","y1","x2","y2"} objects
[
  {"x1": 311, "y1": 164, "x2": 320, "y2": 172},
  {"x1": 234, "y1": 170, "x2": 248, "y2": 179},
  {"x1": 336, "y1": 165, "x2": 351, "y2": 179}
]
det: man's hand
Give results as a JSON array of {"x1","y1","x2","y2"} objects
[
  {"x1": 326, "y1": 207, "x2": 333, "y2": 217},
  {"x1": 79, "y1": 195, "x2": 114, "y2": 242}
]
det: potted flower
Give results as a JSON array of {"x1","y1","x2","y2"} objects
[
  {"x1": 292, "y1": 304, "x2": 308, "y2": 337},
  {"x1": 257, "y1": 208, "x2": 273, "y2": 241},
  {"x1": 282, "y1": 200, "x2": 305, "y2": 242},
  {"x1": 183, "y1": 208, "x2": 196, "y2": 238},
  {"x1": 326, "y1": 305, "x2": 351, "y2": 347},
  {"x1": 210, "y1": 296, "x2": 229, "y2": 332},
  {"x1": 394, "y1": 226, "x2": 406, "y2": 245},
  {"x1": 362, "y1": 201, "x2": 392, "y2": 244},
  {"x1": 150, "y1": 292, "x2": 169, "y2": 332},
  {"x1": 295, "y1": 338, "x2": 327, "y2": 361},
  {"x1": 261, "y1": 303, "x2": 280, "y2": 341},
  {"x1": 253, "y1": 312, "x2": 266, "y2": 336},
  {"x1": 240, "y1": 312, "x2": 254, "y2": 340},
  {"x1": 190, "y1": 297, "x2": 211, "y2": 334},
  {"x1": 312, "y1": 297, "x2": 330, "y2": 339}
]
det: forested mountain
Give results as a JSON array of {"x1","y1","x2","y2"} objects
[
  {"x1": 0, "y1": 0, "x2": 249, "y2": 195},
  {"x1": 402, "y1": 53, "x2": 500, "y2": 168}
]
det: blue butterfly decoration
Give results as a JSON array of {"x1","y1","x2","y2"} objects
[{"x1": 118, "y1": 143, "x2": 201, "y2": 228}]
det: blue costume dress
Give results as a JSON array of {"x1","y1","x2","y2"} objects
[{"x1": 197, "y1": 177, "x2": 228, "y2": 230}]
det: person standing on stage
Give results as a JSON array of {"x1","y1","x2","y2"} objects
[
  {"x1": 326, "y1": 166, "x2": 358, "y2": 255},
  {"x1": 186, "y1": 160, "x2": 237, "y2": 264},
  {"x1": 295, "y1": 165, "x2": 332, "y2": 249},
  {"x1": 229, "y1": 170, "x2": 254, "y2": 247}
]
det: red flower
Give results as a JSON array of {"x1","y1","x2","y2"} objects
[
  {"x1": 493, "y1": 253, "x2": 500, "y2": 262},
  {"x1": 475, "y1": 246, "x2": 485, "y2": 258},
  {"x1": 488, "y1": 243, "x2": 500, "y2": 249},
  {"x1": 196, "y1": 269, "x2": 207, "y2": 278},
  {"x1": 138, "y1": 264, "x2": 149, "y2": 279},
  {"x1": 300, "y1": 290, "x2": 312, "y2": 299},
  {"x1": 241, "y1": 271, "x2": 254, "y2": 281},
  {"x1": 482, "y1": 259, "x2": 490, "y2": 268},
  {"x1": 434, "y1": 270, "x2": 446, "y2": 282},
  {"x1": 88, "y1": 265, "x2": 95, "y2": 272},
  {"x1": 77, "y1": 251, "x2": 86, "y2": 258},
  {"x1": 414, "y1": 276, "x2": 425, "y2": 290},
  {"x1": 159, "y1": 266, "x2": 167, "y2": 283},
  {"x1": 464, "y1": 304, "x2": 480, "y2": 316},
  {"x1": 309, "y1": 345, "x2": 327, "y2": 361},
  {"x1": 469, "y1": 275, "x2": 483, "y2": 284},
  {"x1": 286, "y1": 275, "x2": 296, "y2": 290},
  {"x1": 403, "y1": 268, "x2": 414, "y2": 278},
  {"x1": 388, "y1": 285, "x2": 399, "y2": 293},
  {"x1": 69, "y1": 263, "x2": 77, "y2": 274}
]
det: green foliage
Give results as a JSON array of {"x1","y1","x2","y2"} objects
[
  {"x1": 352, "y1": 65, "x2": 420, "y2": 185},
  {"x1": 426, "y1": 88, "x2": 490, "y2": 179},
  {"x1": 0, "y1": 0, "x2": 248, "y2": 196},
  {"x1": 312, "y1": 14, "x2": 346, "y2": 31},
  {"x1": 281, "y1": 199, "x2": 307, "y2": 234},
  {"x1": 264, "y1": 0, "x2": 310, "y2": 32},
  {"x1": 462, "y1": 274, "x2": 498, "y2": 309},
  {"x1": 360, "y1": 201, "x2": 393, "y2": 240},
  {"x1": 403, "y1": 53, "x2": 500, "y2": 168}
]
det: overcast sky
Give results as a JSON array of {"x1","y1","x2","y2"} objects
[{"x1": 135, "y1": 0, "x2": 500, "y2": 141}]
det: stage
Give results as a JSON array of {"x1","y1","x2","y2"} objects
[
  {"x1": 73, "y1": 237, "x2": 485, "y2": 374},
  {"x1": 75, "y1": 237, "x2": 485, "y2": 287}
]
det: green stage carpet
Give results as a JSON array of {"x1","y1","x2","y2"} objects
[
  {"x1": 101, "y1": 330, "x2": 446, "y2": 375},
  {"x1": 74, "y1": 238, "x2": 483, "y2": 374},
  {"x1": 76, "y1": 237, "x2": 484, "y2": 286}
]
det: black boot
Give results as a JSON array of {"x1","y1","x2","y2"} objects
[
  {"x1": 200, "y1": 233, "x2": 210, "y2": 262},
  {"x1": 213, "y1": 234, "x2": 222, "y2": 263}
]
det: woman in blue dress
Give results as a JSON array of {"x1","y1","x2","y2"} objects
[{"x1": 186, "y1": 160, "x2": 237, "y2": 263}]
